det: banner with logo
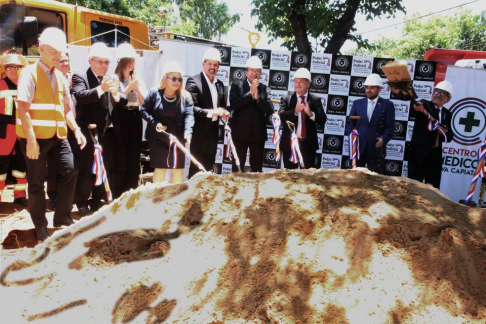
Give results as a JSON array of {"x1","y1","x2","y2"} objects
[
  {"x1": 210, "y1": 47, "x2": 437, "y2": 176},
  {"x1": 440, "y1": 66, "x2": 486, "y2": 203}
]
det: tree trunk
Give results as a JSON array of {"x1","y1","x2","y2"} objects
[
  {"x1": 324, "y1": 0, "x2": 361, "y2": 54},
  {"x1": 289, "y1": 0, "x2": 311, "y2": 53}
]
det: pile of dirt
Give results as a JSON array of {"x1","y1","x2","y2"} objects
[{"x1": 1, "y1": 168, "x2": 485, "y2": 323}]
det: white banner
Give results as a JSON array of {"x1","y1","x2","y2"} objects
[{"x1": 440, "y1": 66, "x2": 486, "y2": 203}]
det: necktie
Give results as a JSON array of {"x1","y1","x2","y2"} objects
[
  {"x1": 300, "y1": 95, "x2": 307, "y2": 139},
  {"x1": 367, "y1": 100, "x2": 375, "y2": 121},
  {"x1": 97, "y1": 76, "x2": 103, "y2": 84}
]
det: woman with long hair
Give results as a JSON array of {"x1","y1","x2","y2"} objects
[
  {"x1": 140, "y1": 61, "x2": 194, "y2": 183},
  {"x1": 113, "y1": 43, "x2": 147, "y2": 194}
]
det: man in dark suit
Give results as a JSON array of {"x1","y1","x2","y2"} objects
[
  {"x1": 186, "y1": 47, "x2": 229, "y2": 178},
  {"x1": 229, "y1": 56, "x2": 274, "y2": 172},
  {"x1": 408, "y1": 81, "x2": 454, "y2": 188},
  {"x1": 279, "y1": 68, "x2": 326, "y2": 169},
  {"x1": 345, "y1": 73, "x2": 395, "y2": 174},
  {"x1": 71, "y1": 42, "x2": 127, "y2": 215}
]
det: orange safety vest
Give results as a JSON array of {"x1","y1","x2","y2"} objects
[
  {"x1": 16, "y1": 64, "x2": 68, "y2": 139},
  {"x1": 0, "y1": 79, "x2": 18, "y2": 155}
]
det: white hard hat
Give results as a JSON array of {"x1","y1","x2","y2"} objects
[
  {"x1": 1, "y1": 49, "x2": 28, "y2": 67},
  {"x1": 294, "y1": 68, "x2": 311, "y2": 81},
  {"x1": 364, "y1": 73, "x2": 383, "y2": 87},
  {"x1": 202, "y1": 47, "x2": 221, "y2": 63},
  {"x1": 246, "y1": 56, "x2": 263, "y2": 69},
  {"x1": 435, "y1": 80, "x2": 453, "y2": 97},
  {"x1": 117, "y1": 43, "x2": 138, "y2": 60},
  {"x1": 89, "y1": 42, "x2": 111, "y2": 59},
  {"x1": 38, "y1": 28, "x2": 67, "y2": 52},
  {"x1": 162, "y1": 61, "x2": 183, "y2": 76}
]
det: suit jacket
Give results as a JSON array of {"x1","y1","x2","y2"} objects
[
  {"x1": 185, "y1": 72, "x2": 225, "y2": 140},
  {"x1": 229, "y1": 79, "x2": 274, "y2": 141},
  {"x1": 345, "y1": 96, "x2": 395, "y2": 156},
  {"x1": 410, "y1": 99, "x2": 453, "y2": 161},
  {"x1": 72, "y1": 68, "x2": 127, "y2": 141},
  {"x1": 278, "y1": 93, "x2": 327, "y2": 152}
]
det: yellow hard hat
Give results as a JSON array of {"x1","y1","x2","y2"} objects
[{"x1": 1, "y1": 49, "x2": 28, "y2": 67}]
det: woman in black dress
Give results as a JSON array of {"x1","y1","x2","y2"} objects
[{"x1": 140, "y1": 61, "x2": 194, "y2": 183}]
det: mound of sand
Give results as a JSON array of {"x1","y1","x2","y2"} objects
[{"x1": 1, "y1": 169, "x2": 485, "y2": 323}]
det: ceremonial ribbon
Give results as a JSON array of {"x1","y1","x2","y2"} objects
[
  {"x1": 289, "y1": 133, "x2": 305, "y2": 168},
  {"x1": 224, "y1": 124, "x2": 241, "y2": 166},
  {"x1": 92, "y1": 143, "x2": 112, "y2": 202},
  {"x1": 465, "y1": 139, "x2": 486, "y2": 205},
  {"x1": 271, "y1": 114, "x2": 281, "y2": 162},
  {"x1": 167, "y1": 135, "x2": 178, "y2": 168},
  {"x1": 426, "y1": 112, "x2": 447, "y2": 142},
  {"x1": 349, "y1": 128, "x2": 360, "y2": 169}
]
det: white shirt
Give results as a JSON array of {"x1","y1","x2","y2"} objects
[
  {"x1": 367, "y1": 98, "x2": 377, "y2": 121},
  {"x1": 202, "y1": 72, "x2": 219, "y2": 121}
]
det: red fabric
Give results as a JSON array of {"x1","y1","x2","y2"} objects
[
  {"x1": 0, "y1": 80, "x2": 17, "y2": 156},
  {"x1": 13, "y1": 177, "x2": 27, "y2": 199}
]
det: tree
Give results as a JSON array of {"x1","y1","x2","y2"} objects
[
  {"x1": 251, "y1": 0, "x2": 405, "y2": 54},
  {"x1": 348, "y1": 10, "x2": 486, "y2": 60}
]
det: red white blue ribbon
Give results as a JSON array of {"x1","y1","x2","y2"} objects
[
  {"x1": 92, "y1": 143, "x2": 112, "y2": 202},
  {"x1": 465, "y1": 140, "x2": 486, "y2": 205},
  {"x1": 290, "y1": 133, "x2": 305, "y2": 168},
  {"x1": 271, "y1": 114, "x2": 281, "y2": 162},
  {"x1": 426, "y1": 112, "x2": 447, "y2": 142},
  {"x1": 167, "y1": 135, "x2": 178, "y2": 168},
  {"x1": 349, "y1": 128, "x2": 360, "y2": 169},
  {"x1": 224, "y1": 124, "x2": 241, "y2": 166}
]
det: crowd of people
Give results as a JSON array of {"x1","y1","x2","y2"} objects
[{"x1": 0, "y1": 27, "x2": 455, "y2": 242}]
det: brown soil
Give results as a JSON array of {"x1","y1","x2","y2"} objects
[{"x1": 1, "y1": 169, "x2": 485, "y2": 323}]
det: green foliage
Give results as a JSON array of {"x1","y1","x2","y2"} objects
[
  {"x1": 348, "y1": 10, "x2": 486, "y2": 59},
  {"x1": 250, "y1": 0, "x2": 405, "y2": 52}
]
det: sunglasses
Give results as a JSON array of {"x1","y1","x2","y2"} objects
[
  {"x1": 5, "y1": 66, "x2": 22, "y2": 71},
  {"x1": 167, "y1": 76, "x2": 183, "y2": 82}
]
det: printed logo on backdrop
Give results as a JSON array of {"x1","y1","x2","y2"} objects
[
  {"x1": 270, "y1": 90, "x2": 288, "y2": 112},
  {"x1": 379, "y1": 81, "x2": 391, "y2": 99},
  {"x1": 310, "y1": 53, "x2": 332, "y2": 74},
  {"x1": 406, "y1": 121, "x2": 414, "y2": 141},
  {"x1": 392, "y1": 120, "x2": 407, "y2": 141},
  {"x1": 327, "y1": 95, "x2": 347, "y2": 116},
  {"x1": 331, "y1": 55, "x2": 352, "y2": 75},
  {"x1": 386, "y1": 140, "x2": 405, "y2": 160},
  {"x1": 229, "y1": 67, "x2": 247, "y2": 84},
  {"x1": 347, "y1": 96, "x2": 361, "y2": 115},
  {"x1": 322, "y1": 135, "x2": 344, "y2": 154},
  {"x1": 216, "y1": 66, "x2": 230, "y2": 86},
  {"x1": 230, "y1": 47, "x2": 251, "y2": 67},
  {"x1": 414, "y1": 60, "x2": 436, "y2": 81},
  {"x1": 215, "y1": 144, "x2": 224, "y2": 164},
  {"x1": 392, "y1": 100, "x2": 410, "y2": 121},
  {"x1": 325, "y1": 115, "x2": 346, "y2": 135},
  {"x1": 450, "y1": 97, "x2": 486, "y2": 146},
  {"x1": 212, "y1": 164, "x2": 221, "y2": 174},
  {"x1": 270, "y1": 51, "x2": 292, "y2": 70},
  {"x1": 372, "y1": 58, "x2": 393, "y2": 78},
  {"x1": 341, "y1": 157, "x2": 352, "y2": 169},
  {"x1": 288, "y1": 71, "x2": 296, "y2": 91},
  {"x1": 222, "y1": 164, "x2": 232, "y2": 175},
  {"x1": 260, "y1": 69, "x2": 269, "y2": 85},
  {"x1": 351, "y1": 56, "x2": 373, "y2": 76},
  {"x1": 251, "y1": 48, "x2": 271, "y2": 69},
  {"x1": 263, "y1": 149, "x2": 277, "y2": 168},
  {"x1": 291, "y1": 52, "x2": 311, "y2": 71},
  {"x1": 310, "y1": 73, "x2": 329, "y2": 94},
  {"x1": 329, "y1": 75, "x2": 350, "y2": 96},
  {"x1": 223, "y1": 145, "x2": 232, "y2": 164},
  {"x1": 317, "y1": 133, "x2": 324, "y2": 152},
  {"x1": 384, "y1": 160, "x2": 403, "y2": 176},
  {"x1": 402, "y1": 161, "x2": 408, "y2": 177},
  {"x1": 412, "y1": 81, "x2": 434, "y2": 101},
  {"x1": 321, "y1": 154, "x2": 342, "y2": 169},
  {"x1": 216, "y1": 46, "x2": 232, "y2": 66},
  {"x1": 265, "y1": 129, "x2": 276, "y2": 149},
  {"x1": 269, "y1": 70, "x2": 289, "y2": 90},
  {"x1": 342, "y1": 136, "x2": 349, "y2": 156},
  {"x1": 349, "y1": 76, "x2": 366, "y2": 97}
]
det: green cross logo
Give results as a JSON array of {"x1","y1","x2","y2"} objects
[{"x1": 459, "y1": 111, "x2": 480, "y2": 132}]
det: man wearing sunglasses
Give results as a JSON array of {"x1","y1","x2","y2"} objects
[
  {"x1": 186, "y1": 47, "x2": 229, "y2": 177},
  {"x1": 408, "y1": 80, "x2": 454, "y2": 188},
  {"x1": 71, "y1": 42, "x2": 128, "y2": 216}
]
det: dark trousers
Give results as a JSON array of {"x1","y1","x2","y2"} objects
[
  {"x1": 232, "y1": 138, "x2": 265, "y2": 172},
  {"x1": 357, "y1": 142, "x2": 386, "y2": 175},
  {"x1": 0, "y1": 140, "x2": 27, "y2": 175},
  {"x1": 118, "y1": 109, "x2": 142, "y2": 192},
  {"x1": 408, "y1": 145, "x2": 442, "y2": 189},
  {"x1": 47, "y1": 129, "x2": 74, "y2": 202},
  {"x1": 103, "y1": 128, "x2": 125, "y2": 199},
  {"x1": 188, "y1": 127, "x2": 218, "y2": 178},
  {"x1": 20, "y1": 138, "x2": 77, "y2": 229},
  {"x1": 282, "y1": 139, "x2": 316, "y2": 169},
  {"x1": 69, "y1": 128, "x2": 105, "y2": 207}
]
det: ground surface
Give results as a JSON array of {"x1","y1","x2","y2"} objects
[{"x1": 1, "y1": 169, "x2": 485, "y2": 324}]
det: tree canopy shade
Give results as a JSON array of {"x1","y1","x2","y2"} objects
[
  {"x1": 251, "y1": 0, "x2": 406, "y2": 54},
  {"x1": 348, "y1": 10, "x2": 486, "y2": 60}
]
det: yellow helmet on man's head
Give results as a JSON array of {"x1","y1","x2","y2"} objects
[{"x1": 1, "y1": 49, "x2": 28, "y2": 67}]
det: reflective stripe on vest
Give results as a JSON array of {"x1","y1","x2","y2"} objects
[
  {"x1": 0, "y1": 89, "x2": 17, "y2": 116},
  {"x1": 16, "y1": 64, "x2": 68, "y2": 139}
]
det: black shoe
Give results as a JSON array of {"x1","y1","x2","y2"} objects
[
  {"x1": 36, "y1": 227, "x2": 49, "y2": 241},
  {"x1": 53, "y1": 217, "x2": 75, "y2": 228},
  {"x1": 89, "y1": 200, "x2": 104, "y2": 212},
  {"x1": 78, "y1": 206, "x2": 90, "y2": 217},
  {"x1": 13, "y1": 196, "x2": 28, "y2": 207}
]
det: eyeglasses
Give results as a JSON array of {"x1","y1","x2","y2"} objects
[
  {"x1": 167, "y1": 76, "x2": 183, "y2": 82},
  {"x1": 91, "y1": 59, "x2": 110, "y2": 65},
  {"x1": 60, "y1": 60, "x2": 70, "y2": 64},
  {"x1": 247, "y1": 68, "x2": 261, "y2": 74},
  {"x1": 433, "y1": 89, "x2": 449, "y2": 98},
  {"x1": 5, "y1": 66, "x2": 22, "y2": 71}
]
